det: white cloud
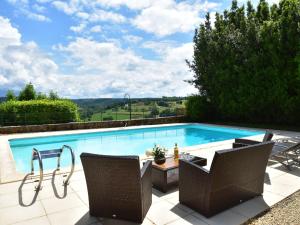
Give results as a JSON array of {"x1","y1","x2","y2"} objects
[
  {"x1": 92, "y1": 0, "x2": 151, "y2": 10},
  {"x1": 70, "y1": 23, "x2": 86, "y2": 33},
  {"x1": 0, "y1": 16, "x2": 59, "y2": 94},
  {"x1": 131, "y1": 0, "x2": 216, "y2": 36},
  {"x1": 142, "y1": 41, "x2": 177, "y2": 55},
  {"x1": 32, "y1": 4, "x2": 47, "y2": 13},
  {"x1": 0, "y1": 17, "x2": 21, "y2": 48},
  {"x1": 52, "y1": 1, "x2": 126, "y2": 23},
  {"x1": 239, "y1": 0, "x2": 279, "y2": 6},
  {"x1": 0, "y1": 13, "x2": 197, "y2": 98},
  {"x1": 123, "y1": 35, "x2": 142, "y2": 43},
  {"x1": 88, "y1": 9, "x2": 126, "y2": 23},
  {"x1": 25, "y1": 11, "x2": 51, "y2": 22},
  {"x1": 7, "y1": 0, "x2": 28, "y2": 5},
  {"x1": 90, "y1": 25, "x2": 102, "y2": 33},
  {"x1": 200, "y1": 0, "x2": 219, "y2": 12},
  {"x1": 52, "y1": 1, "x2": 77, "y2": 15},
  {"x1": 41, "y1": 0, "x2": 219, "y2": 36},
  {"x1": 55, "y1": 37, "x2": 197, "y2": 97},
  {"x1": 6, "y1": 0, "x2": 51, "y2": 22},
  {"x1": 36, "y1": 0, "x2": 53, "y2": 3},
  {"x1": 51, "y1": 0, "x2": 126, "y2": 34}
]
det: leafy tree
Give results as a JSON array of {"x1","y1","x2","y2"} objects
[
  {"x1": 18, "y1": 83, "x2": 36, "y2": 101},
  {"x1": 49, "y1": 90, "x2": 60, "y2": 100},
  {"x1": 36, "y1": 92, "x2": 48, "y2": 100},
  {"x1": 187, "y1": 0, "x2": 300, "y2": 125},
  {"x1": 150, "y1": 103, "x2": 159, "y2": 117},
  {"x1": 6, "y1": 90, "x2": 16, "y2": 101},
  {"x1": 157, "y1": 101, "x2": 169, "y2": 107}
]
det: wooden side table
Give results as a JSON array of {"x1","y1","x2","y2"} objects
[{"x1": 152, "y1": 155, "x2": 207, "y2": 193}]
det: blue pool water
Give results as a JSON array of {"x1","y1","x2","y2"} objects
[{"x1": 9, "y1": 124, "x2": 263, "y2": 173}]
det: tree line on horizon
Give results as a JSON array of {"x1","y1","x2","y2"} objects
[
  {"x1": 186, "y1": 0, "x2": 300, "y2": 125},
  {"x1": 5, "y1": 83, "x2": 60, "y2": 101}
]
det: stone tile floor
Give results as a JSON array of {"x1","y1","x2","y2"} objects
[
  {"x1": 0, "y1": 163, "x2": 299, "y2": 225},
  {"x1": 0, "y1": 135, "x2": 300, "y2": 225}
]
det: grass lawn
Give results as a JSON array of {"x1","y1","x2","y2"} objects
[
  {"x1": 89, "y1": 100, "x2": 185, "y2": 121},
  {"x1": 91, "y1": 110, "x2": 149, "y2": 121}
]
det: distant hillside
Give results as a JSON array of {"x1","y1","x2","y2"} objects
[
  {"x1": 0, "y1": 97, "x2": 5, "y2": 103},
  {"x1": 72, "y1": 97, "x2": 186, "y2": 121},
  {"x1": 71, "y1": 97, "x2": 177, "y2": 110},
  {"x1": 72, "y1": 98, "x2": 125, "y2": 110}
]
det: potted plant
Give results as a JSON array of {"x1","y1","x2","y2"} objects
[{"x1": 152, "y1": 144, "x2": 167, "y2": 164}]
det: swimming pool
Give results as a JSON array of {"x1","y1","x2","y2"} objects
[{"x1": 9, "y1": 124, "x2": 263, "y2": 173}]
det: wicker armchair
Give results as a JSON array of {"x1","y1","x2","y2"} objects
[
  {"x1": 233, "y1": 131, "x2": 273, "y2": 148},
  {"x1": 179, "y1": 141, "x2": 274, "y2": 217},
  {"x1": 80, "y1": 153, "x2": 152, "y2": 223}
]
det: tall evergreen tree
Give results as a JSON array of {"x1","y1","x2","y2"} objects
[
  {"x1": 18, "y1": 83, "x2": 36, "y2": 101},
  {"x1": 6, "y1": 90, "x2": 16, "y2": 101},
  {"x1": 187, "y1": 0, "x2": 300, "y2": 125}
]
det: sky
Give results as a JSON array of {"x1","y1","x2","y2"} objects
[{"x1": 0, "y1": 0, "x2": 279, "y2": 98}]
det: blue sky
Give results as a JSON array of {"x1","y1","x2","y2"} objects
[{"x1": 0, "y1": 0, "x2": 278, "y2": 98}]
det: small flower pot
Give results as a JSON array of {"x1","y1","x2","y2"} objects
[{"x1": 154, "y1": 157, "x2": 166, "y2": 165}]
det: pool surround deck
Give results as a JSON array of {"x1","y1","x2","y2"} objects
[
  {"x1": 0, "y1": 123, "x2": 269, "y2": 184},
  {"x1": 0, "y1": 126, "x2": 299, "y2": 224}
]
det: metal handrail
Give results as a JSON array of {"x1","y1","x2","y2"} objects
[
  {"x1": 31, "y1": 148, "x2": 43, "y2": 191},
  {"x1": 61, "y1": 145, "x2": 75, "y2": 185},
  {"x1": 30, "y1": 145, "x2": 75, "y2": 191}
]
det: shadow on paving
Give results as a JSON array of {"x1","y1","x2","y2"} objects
[{"x1": 18, "y1": 170, "x2": 71, "y2": 207}]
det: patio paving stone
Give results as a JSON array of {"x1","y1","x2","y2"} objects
[
  {"x1": 192, "y1": 209, "x2": 248, "y2": 225},
  {"x1": 0, "y1": 187, "x2": 38, "y2": 209},
  {"x1": 146, "y1": 201, "x2": 190, "y2": 225},
  {"x1": 261, "y1": 191, "x2": 286, "y2": 206},
  {"x1": 0, "y1": 180, "x2": 34, "y2": 195},
  {"x1": 41, "y1": 192, "x2": 85, "y2": 214},
  {"x1": 264, "y1": 180, "x2": 300, "y2": 197},
  {"x1": 230, "y1": 197, "x2": 269, "y2": 219},
  {"x1": 166, "y1": 215, "x2": 208, "y2": 225},
  {"x1": 0, "y1": 201, "x2": 45, "y2": 225},
  {"x1": 12, "y1": 216, "x2": 51, "y2": 225},
  {"x1": 47, "y1": 205, "x2": 98, "y2": 225},
  {"x1": 98, "y1": 217, "x2": 154, "y2": 225},
  {"x1": 76, "y1": 190, "x2": 89, "y2": 206},
  {"x1": 70, "y1": 180, "x2": 88, "y2": 192}
]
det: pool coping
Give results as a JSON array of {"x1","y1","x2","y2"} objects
[{"x1": 0, "y1": 122, "x2": 279, "y2": 184}]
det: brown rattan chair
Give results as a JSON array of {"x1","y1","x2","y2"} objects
[
  {"x1": 179, "y1": 141, "x2": 274, "y2": 217},
  {"x1": 80, "y1": 153, "x2": 152, "y2": 223},
  {"x1": 233, "y1": 131, "x2": 273, "y2": 148}
]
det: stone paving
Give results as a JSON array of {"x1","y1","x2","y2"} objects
[{"x1": 0, "y1": 126, "x2": 299, "y2": 225}]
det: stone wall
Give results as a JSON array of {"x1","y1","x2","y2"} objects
[{"x1": 0, "y1": 116, "x2": 186, "y2": 134}]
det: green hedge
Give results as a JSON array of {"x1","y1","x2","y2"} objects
[
  {"x1": 186, "y1": 0, "x2": 300, "y2": 125},
  {"x1": 185, "y1": 95, "x2": 215, "y2": 121},
  {"x1": 0, "y1": 100, "x2": 80, "y2": 126}
]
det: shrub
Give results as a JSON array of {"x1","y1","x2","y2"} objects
[
  {"x1": 157, "y1": 101, "x2": 169, "y2": 107},
  {"x1": 0, "y1": 100, "x2": 80, "y2": 126},
  {"x1": 103, "y1": 116, "x2": 113, "y2": 121},
  {"x1": 159, "y1": 108, "x2": 175, "y2": 117},
  {"x1": 150, "y1": 105, "x2": 159, "y2": 117}
]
